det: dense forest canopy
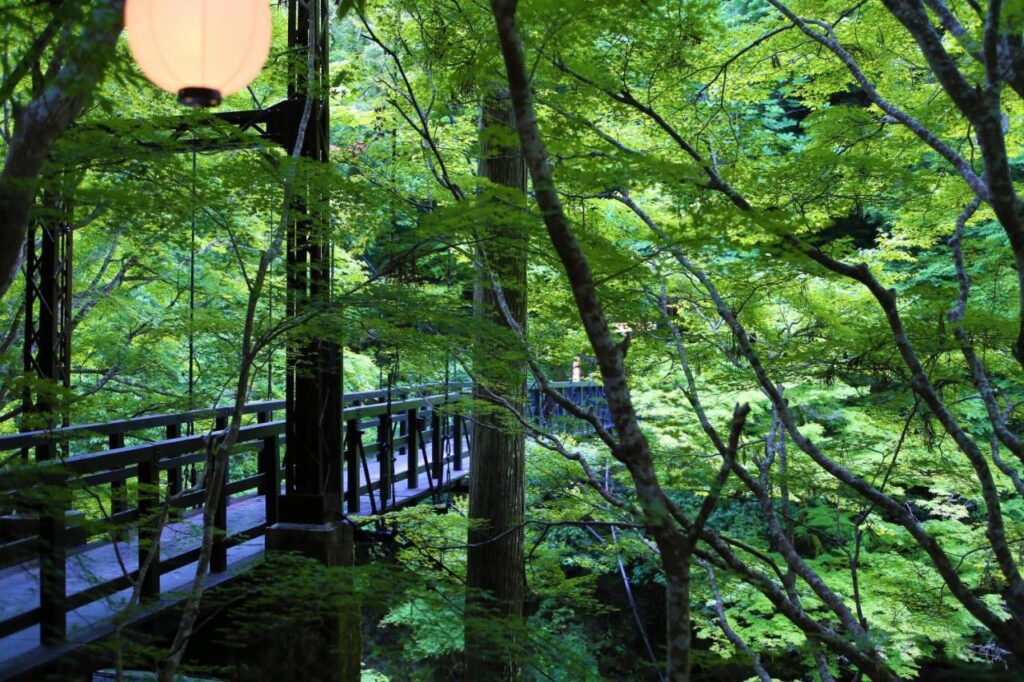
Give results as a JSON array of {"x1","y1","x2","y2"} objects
[{"x1": 3, "y1": 0, "x2": 1024, "y2": 680}]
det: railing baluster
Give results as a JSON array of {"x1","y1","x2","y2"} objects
[
  {"x1": 165, "y1": 423, "x2": 182, "y2": 499},
  {"x1": 346, "y1": 419, "x2": 360, "y2": 514},
  {"x1": 212, "y1": 415, "x2": 228, "y2": 573},
  {"x1": 431, "y1": 410, "x2": 442, "y2": 483},
  {"x1": 453, "y1": 411, "x2": 463, "y2": 472},
  {"x1": 0, "y1": 386, "x2": 623, "y2": 651},
  {"x1": 406, "y1": 408, "x2": 418, "y2": 488},
  {"x1": 258, "y1": 411, "x2": 278, "y2": 527},
  {"x1": 416, "y1": 416, "x2": 432, "y2": 490},
  {"x1": 138, "y1": 452, "x2": 160, "y2": 600},
  {"x1": 358, "y1": 437, "x2": 377, "y2": 516},
  {"x1": 398, "y1": 413, "x2": 407, "y2": 462},
  {"x1": 109, "y1": 432, "x2": 126, "y2": 541},
  {"x1": 377, "y1": 413, "x2": 392, "y2": 511},
  {"x1": 39, "y1": 472, "x2": 67, "y2": 645}
]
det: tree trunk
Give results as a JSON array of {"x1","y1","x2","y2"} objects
[
  {"x1": 464, "y1": 92, "x2": 528, "y2": 681},
  {"x1": 0, "y1": 0, "x2": 124, "y2": 302},
  {"x1": 486, "y1": 3, "x2": 700, "y2": 678}
]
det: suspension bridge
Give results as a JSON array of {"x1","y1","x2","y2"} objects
[{"x1": 0, "y1": 381, "x2": 608, "y2": 681}]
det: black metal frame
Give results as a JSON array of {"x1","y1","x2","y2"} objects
[
  {"x1": 22, "y1": 186, "x2": 73, "y2": 464},
  {"x1": 281, "y1": 0, "x2": 343, "y2": 523},
  {"x1": 21, "y1": 0, "x2": 341, "y2": 524}
]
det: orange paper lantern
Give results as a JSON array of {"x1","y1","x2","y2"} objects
[{"x1": 125, "y1": 0, "x2": 272, "y2": 108}]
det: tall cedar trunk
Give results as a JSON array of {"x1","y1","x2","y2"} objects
[
  {"x1": 465, "y1": 92, "x2": 528, "y2": 681},
  {"x1": 487, "y1": 2, "x2": 698, "y2": 678}
]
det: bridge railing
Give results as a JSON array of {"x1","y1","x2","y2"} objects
[{"x1": 0, "y1": 380, "x2": 607, "y2": 648}]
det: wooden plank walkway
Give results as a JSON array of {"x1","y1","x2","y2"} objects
[
  {"x1": 0, "y1": 382, "x2": 607, "y2": 680},
  {"x1": 0, "y1": 434, "x2": 468, "y2": 677}
]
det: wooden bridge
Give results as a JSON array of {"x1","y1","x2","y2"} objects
[{"x1": 0, "y1": 381, "x2": 607, "y2": 681}]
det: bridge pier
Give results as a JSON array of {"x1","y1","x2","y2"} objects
[
  {"x1": 266, "y1": 520, "x2": 352, "y2": 566},
  {"x1": 263, "y1": 520, "x2": 361, "y2": 682}
]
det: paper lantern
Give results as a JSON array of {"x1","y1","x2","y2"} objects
[{"x1": 125, "y1": 0, "x2": 272, "y2": 108}]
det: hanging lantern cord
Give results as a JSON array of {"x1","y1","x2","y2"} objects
[
  {"x1": 443, "y1": 240, "x2": 454, "y2": 511},
  {"x1": 187, "y1": 147, "x2": 198, "y2": 486},
  {"x1": 188, "y1": 147, "x2": 197, "y2": 420},
  {"x1": 267, "y1": 212, "x2": 273, "y2": 401}
]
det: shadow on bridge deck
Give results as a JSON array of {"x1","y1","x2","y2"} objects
[
  {"x1": 0, "y1": 380, "x2": 608, "y2": 681},
  {"x1": 0, "y1": 442, "x2": 468, "y2": 681}
]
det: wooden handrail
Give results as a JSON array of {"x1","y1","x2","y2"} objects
[
  {"x1": 0, "y1": 380, "x2": 599, "y2": 452},
  {"x1": 0, "y1": 381, "x2": 611, "y2": 654}
]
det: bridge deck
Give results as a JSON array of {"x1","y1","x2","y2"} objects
[
  {"x1": 0, "y1": 382, "x2": 608, "y2": 681},
  {"x1": 0, "y1": 440, "x2": 467, "y2": 678}
]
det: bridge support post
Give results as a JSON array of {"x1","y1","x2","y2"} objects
[
  {"x1": 281, "y1": 0, "x2": 343, "y2": 527},
  {"x1": 265, "y1": 520, "x2": 361, "y2": 682}
]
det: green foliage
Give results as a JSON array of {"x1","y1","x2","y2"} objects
[{"x1": 4, "y1": 0, "x2": 1024, "y2": 678}]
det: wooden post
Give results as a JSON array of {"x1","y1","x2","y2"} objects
[
  {"x1": 431, "y1": 410, "x2": 442, "y2": 482},
  {"x1": 345, "y1": 419, "x2": 359, "y2": 514},
  {"x1": 39, "y1": 473, "x2": 67, "y2": 644},
  {"x1": 109, "y1": 432, "x2": 127, "y2": 540},
  {"x1": 137, "y1": 452, "x2": 160, "y2": 599},
  {"x1": 406, "y1": 408, "x2": 418, "y2": 487},
  {"x1": 166, "y1": 423, "x2": 182, "y2": 498},
  {"x1": 212, "y1": 415, "x2": 228, "y2": 573},
  {"x1": 258, "y1": 411, "x2": 279, "y2": 527}
]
